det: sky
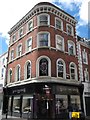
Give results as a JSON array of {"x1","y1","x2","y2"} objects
[{"x1": 0, "y1": 0, "x2": 90, "y2": 55}]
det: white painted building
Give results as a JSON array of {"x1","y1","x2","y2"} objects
[{"x1": 0, "y1": 52, "x2": 8, "y2": 119}]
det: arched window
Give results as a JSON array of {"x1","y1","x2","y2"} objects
[
  {"x1": 70, "y1": 63, "x2": 77, "y2": 80},
  {"x1": 16, "y1": 65, "x2": 21, "y2": 81},
  {"x1": 25, "y1": 61, "x2": 31, "y2": 79},
  {"x1": 8, "y1": 68, "x2": 12, "y2": 83},
  {"x1": 36, "y1": 56, "x2": 51, "y2": 77},
  {"x1": 39, "y1": 58, "x2": 48, "y2": 76},
  {"x1": 57, "y1": 59, "x2": 66, "y2": 78}
]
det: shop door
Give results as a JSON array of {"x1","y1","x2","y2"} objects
[{"x1": 37, "y1": 99, "x2": 53, "y2": 119}]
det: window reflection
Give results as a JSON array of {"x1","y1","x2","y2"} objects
[
  {"x1": 22, "y1": 97, "x2": 33, "y2": 113},
  {"x1": 13, "y1": 97, "x2": 20, "y2": 112}
]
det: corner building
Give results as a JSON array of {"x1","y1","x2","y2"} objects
[{"x1": 5, "y1": 2, "x2": 84, "y2": 119}]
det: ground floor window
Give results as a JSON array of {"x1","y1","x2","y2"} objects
[
  {"x1": 22, "y1": 96, "x2": 33, "y2": 113},
  {"x1": 13, "y1": 97, "x2": 20, "y2": 112},
  {"x1": 56, "y1": 95, "x2": 68, "y2": 114},
  {"x1": 8, "y1": 97, "x2": 12, "y2": 112}
]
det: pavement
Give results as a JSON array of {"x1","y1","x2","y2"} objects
[{"x1": 1, "y1": 115, "x2": 27, "y2": 120}]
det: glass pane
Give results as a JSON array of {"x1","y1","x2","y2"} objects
[
  {"x1": 56, "y1": 19, "x2": 61, "y2": 29},
  {"x1": 56, "y1": 95, "x2": 68, "y2": 114},
  {"x1": 70, "y1": 95, "x2": 81, "y2": 111},
  {"x1": 39, "y1": 33, "x2": 48, "y2": 46},
  {"x1": 13, "y1": 97, "x2": 20, "y2": 112}
]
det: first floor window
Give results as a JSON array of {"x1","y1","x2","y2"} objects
[
  {"x1": 70, "y1": 63, "x2": 76, "y2": 80},
  {"x1": 39, "y1": 58, "x2": 48, "y2": 76},
  {"x1": 16, "y1": 65, "x2": 20, "y2": 81},
  {"x1": 84, "y1": 68, "x2": 89, "y2": 82},
  {"x1": 57, "y1": 60, "x2": 64, "y2": 78}
]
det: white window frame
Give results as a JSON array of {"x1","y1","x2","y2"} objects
[
  {"x1": 68, "y1": 40, "x2": 76, "y2": 55},
  {"x1": 56, "y1": 35, "x2": 64, "y2": 51},
  {"x1": 36, "y1": 56, "x2": 51, "y2": 77},
  {"x1": 15, "y1": 64, "x2": 21, "y2": 81},
  {"x1": 19, "y1": 27, "x2": 23, "y2": 38},
  {"x1": 57, "y1": 59, "x2": 66, "y2": 79},
  {"x1": 27, "y1": 19, "x2": 33, "y2": 32},
  {"x1": 82, "y1": 49, "x2": 88, "y2": 64},
  {"x1": 69, "y1": 62, "x2": 77, "y2": 80},
  {"x1": 66, "y1": 24, "x2": 73, "y2": 36},
  {"x1": 12, "y1": 34, "x2": 16, "y2": 43},
  {"x1": 55, "y1": 17, "x2": 63, "y2": 31},
  {"x1": 84, "y1": 68, "x2": 89, "y2": 82},
  {"x1": 26, "y1": 37, "x2": 32, "y2": 52},
  {"x1": 24, "y1": 60, "x2": 31, "y2": 79},
  {"x1": 37, "y1": 31, "x2": 50, "y2": 48},
  {"x1": 8, "y1": 68, "x2": 12, "y2": 83},
  {"x1": 10, "y1": 49, "x2": 14, "y2": 61},
  {"x1": 17, "y1": 43, "x2": 22, "y2": 57},
  {"x1": 37, "y1": 13, "x2": 50, "y2": 26}
]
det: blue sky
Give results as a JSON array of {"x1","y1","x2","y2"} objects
[{"x1": 0, "y1": 0, "x2": 89, "y2": 55}]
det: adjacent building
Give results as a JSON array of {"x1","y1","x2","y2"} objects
[
  {"x1": 0, "y1": 52, "x2": 8, "y2": 119},
  {"x1": 3, "y1": 2, "x2": 85, "y2": 119},
  {"x1": 77, "y1": 36, "x2": 90, "y2": 116}
]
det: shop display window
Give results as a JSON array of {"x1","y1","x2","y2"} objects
[
  {"x1": 13, "y1": 97, "x2": 20, "y2": 112},
  {"x1": 22, "y1": 96, "x2": 33, "y2": 113},
  {"x1": 56, "y1": 95, "x2": 68, "y2": 114}
]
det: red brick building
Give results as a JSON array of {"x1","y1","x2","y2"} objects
[{"x1": 4, "y1": 2, "x2": 84, "y2": 119}]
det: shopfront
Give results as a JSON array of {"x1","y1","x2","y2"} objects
[{"x1": 4, "y1": 81, "x2": 84, "y2": 119}]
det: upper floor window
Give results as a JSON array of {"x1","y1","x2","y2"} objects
[
  {"x1": 17, "y1": 44, "x2": 22, "y2": 57},
  {"x1": 1, "y1": 68, "x2": 4, "y2": 78},
  {"x1": 26, "y1": 37, "x2": 32, "y2": 52},
  {"x1": 36, "y1": 56, "x2": 51, "y2": 77},
  {"x1": 8, "y1": 69, "x2": 12, "y2": 83},
  {"x1": 55, "y1": 18, "x2": 63, "y2": 30},
  {"x1": 28, "y1": 19, "x2": 33, "y2": 32},
  {"x1": 82, "y1": 49, "x2": 88, "y2": 64},
  {"x1": 37, "y1": 32, "x2": 50, "y2": 47},
  {"x1": 67, "y1": 24, "x2": 73, "y2": 36},
  {"x1": 84, "y1": 68, "x2": 89, "y2": 82},
  {"x1": 2, "y1": 58, "x2": 5, "y2": 64},
  {"x1": 38, "y1": 13, "x2": 50, "y2": 26},
  {"x1": 19, "y1": 28, "x2": 23, "y2": 38},
  {"x1": 57, "y1": 59, "x2": 66, "y2": 78},
  {"x1": 25, "y1": 61, "x2": 31, "y2": 79},
  {"x1": 68, "y1": 40, "x2": 75, "y2": 55},
  {"x1": 10, "y1": 50, "x2": 14, "y2": 61},
  {"x1": 56, "y1": 35, "x2": 64, "y2": 51},
  {"x1": 70, "y1": 63, "x2": 77, "y2": 80},
  {"x1": 12, "y1": 34, "x2": 16, "y2": 43},
  {"x1": 16, "y1": 65, "x2": 21, "y2": 81}
]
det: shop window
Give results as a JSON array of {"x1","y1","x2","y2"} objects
[
  {"x1": 22, "y1": 96, "x2": 33, "y2": 113},
  {"x1": 37, "y1": 32, "x2": 50, "y2": 47},
  {"x1": 25, "y1": 61, "x2": 31, "y2": 79},
  {"x1": 55, "y1": 18, "x2": 63, "y2": 31},
  {"x1": 70, "y1": 95, "x2": 81, "y2": 111},
  {"x1": 56, "y1": 35, "x2": 64, "y2": 51},
  {"x1": 8, "y1": 97, "x2": 12, "y2": 112},
  {"x1": 68, "y1": 41, "x2": 75, "y2": 55},
  {"x1": 56, "y1": 95, "x2": 68, "y2": 114},
  {"x1": 70, "y1": 63, "x2": 77, "y2": 80},
  {"x1": 38, "y1": 13, "x2": 50, "y2": 26},
  {"x1": 57, "y1": 59, "x2": 66, "y2": 78},
  {"x1": 13, "y1": 97, "x2": 20, "y2": 112}
]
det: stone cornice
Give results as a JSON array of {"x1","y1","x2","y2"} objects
[{"x1": 8, "y1": 2, "x2": 77, "y2": 35}]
